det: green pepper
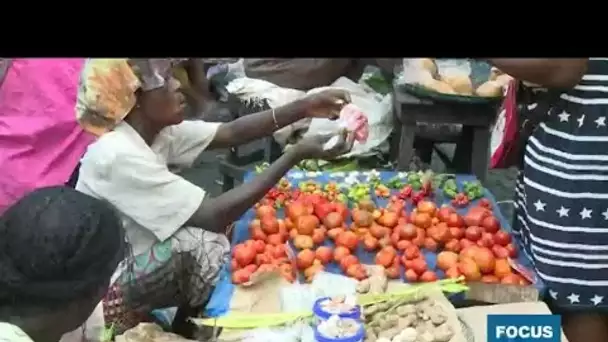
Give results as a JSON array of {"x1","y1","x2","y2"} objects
[
  {"x1": 462, "y1": 181, "x2": 483, "y2": 200},
  {"x1": 410, "y1": 180, "x2": 422, "y2": 190},
  {"x1": 470, "y1": 187, "x2": 485, "y2": 200},
  {"x1": 443, "y1": 179, "x2": 457, "y2": 191},
  {"x1": 444, "y1": 187, "x2": 458, "y2": 199},
  {"x1": 386, "y1": 176, "x2": 404, "y2": 189},
  {"x1": 407, "y1": 173, "x2": 421, "y2": 184}
]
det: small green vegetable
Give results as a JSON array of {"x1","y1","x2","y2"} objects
[
  {"x1": 409, "y1": 180, "x2": 422, "y2": 190},
  {"x1": 463, "y1": 181, "x2": 484, "y2": 200},
  {"x1": 443, "y1": 179, "x2": 457, "y2": 191},
  {"x1": 347, "y1": 183, "x2": 372, "y2": 202},
  {"x1": 386, "y1": 176, "x2": 404, "y2": 189},
  {"x1": 443, "y1": 188, "x2": 458, "y2": 199},
  {"x1": 407, "y1": 172, "x2": 421, "y2": 184}
]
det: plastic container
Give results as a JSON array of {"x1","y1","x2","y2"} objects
[
  {"x1": 313, "y1": 319, "x2": 365, "y2": 342},
  {"x1": 313, "y1": 297, "x2": 362, "y2": 324}
]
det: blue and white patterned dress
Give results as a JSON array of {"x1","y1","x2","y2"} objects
[{"x1": 513, "y1": 58, "x2": 608, "y2": 310}]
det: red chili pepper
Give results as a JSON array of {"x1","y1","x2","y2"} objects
[
  {"x1": 411, "y1": 191, "x2": 425, "y2": 205},
  {"x1": 451, "y1": 193, "x2": 470, "y2": 208},
  {"x1": 479, "y1": 198, "x2": 492, "y2": 209},
  {"x1": 421, "y1": 181, "x2": 433, "y2": 196},
  {"x1": 291, "y1": 189, "x2": 301, "y2": 200},
  {"x1": 400, "y1": 185, "x2": 413, "y2": 198}
]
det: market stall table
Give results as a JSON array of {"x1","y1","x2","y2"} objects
[
  {"x1": 390, "y1": 89, "x2": 499, "y2": 182},
  {"x1": 205, "y1": 170, "x2": 544, "y2": 317}
]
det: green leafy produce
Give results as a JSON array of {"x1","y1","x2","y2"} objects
[
  {"x1": 385, "y1": 176, "x2": 405, "y2": 189},
  {"x1": 463, "y1": 181, "x2": 484, "y2": 200},
  {"x1": 442, "y1": 179, "x2": 458, "y2": 199}
]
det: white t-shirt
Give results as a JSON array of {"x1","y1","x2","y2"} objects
[
  {"x1": 76, "y1": 120, "x2": 221, "y2": 255},
  {"x1": 0, "y1": 323, "x2": 33, "y2": 342}
]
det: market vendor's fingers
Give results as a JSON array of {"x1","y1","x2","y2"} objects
[
  {"x1": 324, "y1": 88, "x2": 352, "y2": 106},
  {"x1": 303, "y1": 89, "x2": 351, "y2": 119},
  {"x1": 324, "y1": 129, "x2": 352, "y2": 159}
]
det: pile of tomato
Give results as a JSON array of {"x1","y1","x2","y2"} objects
[{"x1": 230, "y1": 183, "x2": 532, "y2": 287}]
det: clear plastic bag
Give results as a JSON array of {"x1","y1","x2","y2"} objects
[
  {"x1": 399, "y1": 58, "x2": 438, "y2": 86},
  {"x1": 435, "y1": 59, "x2": 472, "y2": 79}
]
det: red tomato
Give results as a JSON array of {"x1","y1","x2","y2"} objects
[
  {"x1": 465, "y1": 226, "x2": 482, "y2": 241},
  {"x1": 505, "y1": 243, "x2": 519, "y2": 258},
  {"x1": 234, "y1": 244, "x2": 256, "y2": 267},
  {"x1": 493, "y1": 231, "x2": 512, "y2": 246},
  {"x1": 420, "y1": 270, "x2": 438, "y2": 282},
  {"x1": 481, "y1": 216, "x2": 500, "y2": 233}
]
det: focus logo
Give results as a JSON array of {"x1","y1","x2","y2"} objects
[{"x1": 488, "y1": 314, "x2": 561, "y2": 342}]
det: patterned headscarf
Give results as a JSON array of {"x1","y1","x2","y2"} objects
[{"x1": 75, "y1": 58, "x2": 187, "y2": 136}]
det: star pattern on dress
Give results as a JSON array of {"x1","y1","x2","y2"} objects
[
  {"x1": 603, "y1": 208, "x2": 608, "y2": 220},
  {"x1": 558, "y1": 110, "x2": 570, "y2": 122},
  {"x1": 567, "y1": 293, "x2": 580, "y2": 304},
  {"x1": 595, "y1": 116, "x2": 606, "y2": 128},
  {"x1": 591, "y1": 295, "x2": 604, "y2": 306},
  {"x1": 549, "y1": 290, "x2": 558, "y2": 299},
  {"x1": 577, "y1": 114, "x2": 586, "y2": 128},
  {"x1": 556, "y1": 206, "x2": 570, "y2": 217},
  {"x1": 580, "y1": 207, "x2": 593, "y2": 220},
  {"x1": 533, "y1": 199, "x2": 546, "y2": 212}
]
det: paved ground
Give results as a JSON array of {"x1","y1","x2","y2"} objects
[{"x1": 182, "y1": 142, "x2": 519, "y2": 222}]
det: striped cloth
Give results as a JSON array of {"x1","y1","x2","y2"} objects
[{"x1": 514, "y1": 58, "x2": 608, "y2": 310}]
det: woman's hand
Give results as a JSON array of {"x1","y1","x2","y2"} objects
[
  {"x1": 298, "y1": 89, "x2": 352, "y2": 119},
  {"x1": 291, "y1": 129, "x2": 355, "y2": 160}
]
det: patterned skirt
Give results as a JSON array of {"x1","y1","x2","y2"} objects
[
  {"x1": 102, "y1": 227, "x2": 230, "y2": 333},
  {"x1": 513, "y1": 103, "x2": 608, "y2": 311}
]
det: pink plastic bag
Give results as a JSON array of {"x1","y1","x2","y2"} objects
[
  {"x1": 339, "y1": 104, "x2": 369, "y2": 143},
  {"x1": 490, "y1": 80, "x2": 518, "y2": 169}
]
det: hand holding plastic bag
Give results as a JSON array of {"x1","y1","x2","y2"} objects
[{"x1": 338, "y1": 104, "x2": 369, "y2": 143}]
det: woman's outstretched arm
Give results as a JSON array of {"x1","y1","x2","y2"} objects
[{"x1": 487, "y1": 58, "x2": 588, "y2": 89}]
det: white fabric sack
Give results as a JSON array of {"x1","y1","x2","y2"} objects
[{"x1": 304, "y1": 77, "x2": 393, "y2": 158}]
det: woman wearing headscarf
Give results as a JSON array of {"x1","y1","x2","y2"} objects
[
  {"x1": 74, "y1": 58, "x2": 353, "y2": 334},
  {"x1": 488, "y1": 58, "x2": 608, "y2": 342},
  {"x1": 0, "y1": 186, "x2": 126, "y2": 342}
]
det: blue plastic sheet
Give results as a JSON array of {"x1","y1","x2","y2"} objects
[{"x1": 205, "y1": 171, "x2": 544, "y2": 317}]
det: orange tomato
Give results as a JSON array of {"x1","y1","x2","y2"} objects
[
  {"x1": 340, "y1": 254, "x2": 359, "y2": 271},
  {"x1": 362, "y1": 235, "x2": 379, "y2": 251},
  {"x1": 296, "y1": 215, "x2": 319, "y2": 235},
  {"x1": 333, "y1": 246, "x2": 350, "y2": 262},
  {"x1": 375, "y1": 251, "x2": 393, "y2": 267},
  {"x1": 315, "y1": 246, "x2": 333, "y2": 264},
  {"x1": 412, "y1": 212, "x2": 432, "y2": 229},
  {"x1": 256, "y1": 205, "x2": 276, "y2": 219},
  {"x1": 296, "y1": 249, "x2": 315, "y2": 270},
  {"x1": 336, "y1": 231, "x2": 359, "y2": 251},
  {"x1": 312, "y1": 228, "x2": 326, "y2": 245},
  {"x1": 416, "y1": 201, "x2": 437, "y2": 216}
]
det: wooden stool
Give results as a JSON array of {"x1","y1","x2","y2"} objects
[{"x1": 390, "y1": 89, "x2": 499, "y2": 182}]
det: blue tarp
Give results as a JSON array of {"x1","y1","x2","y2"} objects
[{"x1": 205, "y1": 171, "x2": 544, "y2": 317}]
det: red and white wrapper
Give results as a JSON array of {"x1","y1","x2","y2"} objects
[{"x1": 339, "y1": 104, "x2": 369, "y2": 143}]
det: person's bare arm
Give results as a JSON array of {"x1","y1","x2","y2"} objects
[
  {"x1": 186, "y1": 132, "x2": 352, "y2": 233},
  {"x1": 207, "y1": 99, "x2": 306, "y2": 149},
  {"x1": 487, "y1": 58, "x2": 588, "y2": 89},
  {"x1": 208, "y1": 89, "x2": 349, "y2": 149},
  {"x1": 185, "y1": 147, "x2": 301, "y2": 232}
]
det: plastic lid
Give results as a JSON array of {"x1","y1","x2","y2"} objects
[
  {"x1": 313, "y1": 321, "x2": 365, "y2": 342},
  {"x1": 313, "y1": 297, "x2": 361, "y2": 321}
]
